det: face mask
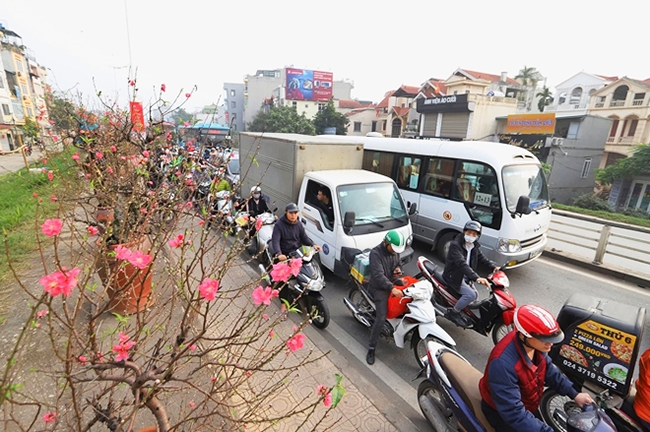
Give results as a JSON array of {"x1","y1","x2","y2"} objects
[
  {"x1": 464, "y1": 235, "x2": 477, "y2": 244},
  {"x1": 253, "y1": 193, "x2": 260, "y2": 199}
]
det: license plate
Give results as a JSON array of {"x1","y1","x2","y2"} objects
[{"x1": 529, "y1": 249, "x2": 543, "y2": 260}]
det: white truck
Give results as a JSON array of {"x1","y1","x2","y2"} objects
[{"x1": 239, "y1": 133, "x2": 416, "y2": 277}]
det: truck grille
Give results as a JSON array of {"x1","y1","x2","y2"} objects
[{"x1": 521, "y1": 234, "x2": 544, "y2": 249}]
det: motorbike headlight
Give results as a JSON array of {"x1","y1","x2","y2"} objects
[
  {"x1": 497, "y1": 238, "x2": 521, "y2": 253},
  {"x1": 308, "y1": 279, "x2": 324, "y2": 292},
  {"x1": 406, "y1": 234, "x2": 413, "y2": 247}
]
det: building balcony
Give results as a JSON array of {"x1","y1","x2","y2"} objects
[
  {"x1": 633, "y1": 100, "x2": 645, "y2": 106},
  {"x1": 610, "y1": 100, "x2": 626, "y2": 107},
  {"x1": 595, "y1": 102, "x2": 605, "y2": 108},
  {"x1": 607, "y1": 136, "x2": 638, "y2": 145},
  {"x1": 467, "y1": 94, "x2": 518, "y2": 105}
]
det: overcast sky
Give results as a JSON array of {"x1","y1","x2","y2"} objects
[{"x1": 2, "y1": 0, "x2": 648, "y2": 111}]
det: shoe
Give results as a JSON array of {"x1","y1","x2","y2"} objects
[
  {"x1": 446, "y1": 308, "x2": 470, "y2": 327},
  {"x1": 366, "y1": 349, "x2": 375, "y2": 365}
]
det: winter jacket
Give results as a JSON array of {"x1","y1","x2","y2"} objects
[
  {"x1": 271, "y1": 215, "x2": 314, "y2": 256},
  {"x1": 368, "y1": 242, "x2": 400, "y2": 293},
  {"x1": 442, "y1": 233, "x2": 496, "y2": 291},
  {"x1": 479, "y1": 331, "x2": 579, "y2": 432}
]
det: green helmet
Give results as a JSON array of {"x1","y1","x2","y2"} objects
[{"x1": 384, "y1": 230, "x2": 406, "y2": 253}]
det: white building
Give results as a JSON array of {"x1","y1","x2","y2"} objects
[
  {"x1": 546, "y1": 72, "x2": 617, "y2": 117},
  {"x1": 0, "y1": 53, "x2": 16, "y2": 151}
]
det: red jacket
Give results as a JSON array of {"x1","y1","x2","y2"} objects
[{"x1": 479, "y1": 332, "x2": 577, "y2": 431}]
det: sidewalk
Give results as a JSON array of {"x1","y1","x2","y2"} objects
[{"x1": 195, "y1": 240, "x2": 409, "y2": 432}]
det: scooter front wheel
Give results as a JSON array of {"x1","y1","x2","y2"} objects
[
  {"x1": 417, "y1": 379, "x2": 459, "y2": 431},
  {"x1": 538, "y1": 388, "x2": 574, "y2": 432},
  {"x1": 303, "y1": 295, "x2": 330, "y2": 330}
]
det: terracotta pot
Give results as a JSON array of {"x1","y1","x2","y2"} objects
[
  {"x1": 135, "y1": 427, "x2": 157, "y2": 432},
  {"x1": 97, "y1": 236, "x2": 154, "y2": 315},
  {"x1": 96, "y1": 207, "x2": 115, "y2": 224}
]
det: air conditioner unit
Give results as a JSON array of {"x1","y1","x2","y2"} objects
[{"x1": 550, "y1": 137, "x2": 564, "y2": 147}]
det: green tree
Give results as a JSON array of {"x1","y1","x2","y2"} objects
[
  {"x1": 22, "y1": 116, "x2": 40, "y2": 140},
  {"x1": 536, "y1": 86, "x2": 554, "y2": 112},
  {"x1": 248, "y1": 105, "x2": 315, "y2": 135},
  {"x1": 44, "y1": 87, "x2": 76, "y2": 131},
  {"x1": 515, "y1": 66, "x2": 539, "y2": 110},
  {"x1": 597, "y1": 144, "x2": 650, "y2": 185},
  {"x1": 312, "y1": 99, "x2": 350, "y2": 135},
  {"x1": 169, "y1": 108, "x2": 193, "y2": 126}
]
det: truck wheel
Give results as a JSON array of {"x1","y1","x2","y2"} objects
[{"x1": 436, "y1": 232, "x2": 456, "y2": 262}]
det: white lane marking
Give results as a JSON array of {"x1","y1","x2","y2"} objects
[
  {"x1": 326, "y1": 320, "x2": 420, "y2": 413},
  {"x1": 537, "y1": 257, "x2": 650, "y2": 297}
]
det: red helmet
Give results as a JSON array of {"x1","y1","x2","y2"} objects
[{"x1": 514, "y1": 305, "x2": 564, "y2": 344}]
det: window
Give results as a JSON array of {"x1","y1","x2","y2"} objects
[
  {"x1": 580, "y1": 158, "x2": 592, "y2": 179},
  {"x1": 305, "y1": 180, "x2": 334, "y2": 230},
  {"x1": 453, "y1": 90, "x2": 458, "y2": 95},
  {"x1": 231, "y1": 101, "x2": 236, "y2": 109},
  {"x1": 396, "y1": 156, "x2": 422, "y2": 190},
  {"x1": 567, "y1": 122, "x2": 580, "y2": 139},
  {"x1": 353, "y1": 122, "x2": 361, "y2": 132},
  {"x1": 612, "y1": 85, "x2": 629, "y2": 102},
  {"x1": 292, "y1": 101, "x2": 297, "y2": 108},
  {"x1": 21, "y1": 84, "x2": 28, "y2": 96},
  {"x1": 305, "y1": 104, "x2": 308, "y2": 108},
  {"x1": 628, "y1": 119, "x2": 638, "y2": 136},
  {"x1": 626, "y1": 182, "x2": 650, "y2": 212},
  {"x1": 569, "y1": 87, "x2": 583, "y2": 105},
  {"x1": 382, "y1": 120, "x2": 387, "y2": 131},
  {"x1": 362, "y1": 151, "x2": 394, "y2": 178},
  {"x1": 317, "y1": 103, "x2": 325, "y2": 111},
  {"x1": 1, "y1": 104, "x2": 9, "y2": 115},
  {"x1": 423, "y1": 157, "x2": 455, "y2": 198},
  {"x1": 465, "y1": 90, "x2": 470, "y2": 94},
  {"x1": 27, "y1": 107, "x2": 33, "y2": 117},
  {"x1": 230, "y1": 89, "x2": 236, "y2": 96},
  {"x1": 456, "y1": 161, "x2": 502, "y2": 228},
  {"x1": 371, "y1": 121, "x2": 377, "y2": 132},
  {"x1": 609, "y1": 119, "x2": 619, "y2": 137}
]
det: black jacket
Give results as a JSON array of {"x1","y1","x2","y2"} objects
[
  {"x1": 369, "y1": 242, "x2": 400, "y2": 293},
  {"x1": 246, "y1": 197, "x2": 269, "y2": 217},
  {"x1": 442, "y1": 233, "x2": 496, "y2": 291},
  {"x1": 271, "y1": 215, "x2": 314, "y2": 256}
]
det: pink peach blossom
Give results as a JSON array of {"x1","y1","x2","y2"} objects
[
  {"x1": 114, "y1": 245, "x2": 132, "y2": 260},
  {"x1": 78, "y1": 355, "x2": 88, "y2": 364},
  {"x1": 161, "y1": 83, "x2": 166, "y2": 92},
  {"x1": 198, "y1": 220, "x2": 205, "y2": 227},
  {"x1": 251, "y1": 286, "x2": 279, "y2": 306},
  {"x1": 142, "y1": 150, "x2": 150, "y2": 158},
  {"x1": 189, "y1": 344, "x2": 197, "y2": 351},
  {"x1": 36, "y1": 309, "x2": 48, "y2": 318},
  {"x1": 72, "y1": 152, "x2": 80, "y2": 161},
  {"x1": 269, "y1": 329, "x2": 275, "y2": 338},
  {"x1": 286, "y1": 333, "x2": 306, "y2": 352},
  {"x1": 43, "y1": 412, "x2": 57, "y2": 423},
  {"x1": 111, "y1": 145, "x2": 117, "y2": 152},
  {"x1": 127, "y1": 250, "x2": 152, "y2": 270},
  {"x1": 270, "y1": 261, "x2": 293, "y2": 282},
  {"x1": 47, "y1": 170, "x2": 54, "y2": 181},
  {"x1": 168, "y1": 234, "x2": 185, "y2": 248},
  {"x1": 255, "y1": 217, "x2": 263, "y2": 231},
  {"x1": 185, "y1": 93, "x2": 191, "y2": 98},
  {"x1": 50, "y1": 195, "x2": 58, "y2": 202},
  {"x1": 290, "y1": 258, "x2": 302, "y2": 277},
  {"x1": 262, "y1": 313, "x2": 269, "y2": 320},
  {"x1": 39, "y1": 267, "x2": 81, "y2": 297},
  {"x1": 85, "y1": 173, "x2": 91, "y2": 179},
  {"x1": 324, "y1": 392, "x2": 332, "y2": 407},
  {"x1": 41, "y1": 218, "x2": 63, "y2": 237},
  {"x1": 95, "y1": 152, "x2": 103, "y2": 159},
  {"x1": 33, "y1": 192, "x2": 38, "y2": 198},
  {"x1": 87, "y1": 226, "x2": 99, "y2": 236},
  {"x1": 107, "y1": 167, "x2": 114, "y2": 174},
  {"x1": 198, "y1": 278, "x2": 220, "y2": 301}
]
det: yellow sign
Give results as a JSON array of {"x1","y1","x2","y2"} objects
[
  {"x1": 578, "y1": 320, "x2": 636, "y2": 348},
  {"x1": 505, "y1": 113, "x2": 556, "y2": 135}
]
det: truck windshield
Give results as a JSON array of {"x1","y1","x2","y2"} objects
[
  {"x1": 228, "y1": 159, "x2": 240, "y2": 175},
  {"x1": 337, "y1": 182, "x2": 408, "y2": 226},
  {"x1": 502, "y1": 164, "x2": 549, "y2": 213}
]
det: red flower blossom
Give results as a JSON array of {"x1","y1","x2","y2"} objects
[
  {"x1": 39, "y1": 267, "x2": 81, "y2": 297},
  {"x1": 198, "y1": 278, "x2": 220, "y2": 302},
  {"x1": 185, "y1": 93, "x2": 191, "y2": 98},
  {"x1": 161, "y1": 83, "x2": 166, "y2": 92},
  {"x1": 168, "y1": 234, "x2": 185, "y2": 248},
  {"x1": 41, "y1": 218, "x2": 63, "y2": 237},
  {"x1": 43, "y1": 412, "x2": 57, "y2": 423}
]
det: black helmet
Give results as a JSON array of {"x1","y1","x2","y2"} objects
[{"x1": 463, "y1": 220, "x2": 482, "y2": 236}]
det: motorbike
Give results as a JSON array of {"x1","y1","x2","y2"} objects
[
  {"x1": 538, "y1": 293, "x2": 647, "y2": 432},
  {"x1": 416, "y1": 256, "x2": 516, "y2": 345},
  {"x1": 418, "y1": 340, "x2": 618, "y2": 432},
  {"x1": 343, "y1": 269, "x2": 456, "y2": 368},
  {"x1": 247, "y1": 210, "x2": 277, "y2": 263},
  {"x1": 207, "y1": 189, "x2": 235, "y2": 231},
  {"x1": 259, "y1": 246, "x2": 329, "y2": 329}
]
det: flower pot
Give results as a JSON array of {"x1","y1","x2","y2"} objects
[
  {"x1": 135, "y1": 427, "x2": 157, "y2": 432},
  {"x1": 96, "y1": 207, "x2": 115, "y2": 224},
  {"x1": 97, "y1": 235, "x2": 154, "y2": 315}
]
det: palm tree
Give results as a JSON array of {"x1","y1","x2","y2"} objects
[
  {"x1": 515, "y1": 66, "x2": 539, "y2": 110},
  {"x1": 536, "y1": 87, "x2": 554, "y2": 112}
]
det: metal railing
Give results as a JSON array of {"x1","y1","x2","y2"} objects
[{"x1": 547, "y1": 218, "x2": 650, "y2": 267}]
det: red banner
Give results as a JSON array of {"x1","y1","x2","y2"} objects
[{"x1": 129, "y1": 102, "x2": 145, "y2": 132}]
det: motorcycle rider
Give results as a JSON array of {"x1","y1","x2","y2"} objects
[
  {"x1": 366, "y1": 230, "x2": 406, "y2": 366},
  {"x1": 479, "y1": 304, "x2": 593, "y2": 432},
  {"x1": 442, "y1": 220, "x2": 499, "y2": 326},
  {"x1": 245, "y1": 186, "x2": 270, "y2": 243},
  {"x1": 271, "y1": 203, "x2": 322, "y2": 315}
]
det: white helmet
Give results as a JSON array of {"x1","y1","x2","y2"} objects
[{"x1": 250, "y1": 186, "x2": 261, "y2": 194}]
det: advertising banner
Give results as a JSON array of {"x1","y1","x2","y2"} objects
[
  {"x1": 558, "y1": 319, "x2": 636, "y2": 394},
  {"x1": 129, "y1": 102, "x2": 145, "y2": 133},
  {"x1": 498, "y1": 134, "x2": 549, "y2": 159},
  {"x1": 285, "y1": 68, "x2": 333, "y2": 101},
  {"x1": 505, "y1": 113, "x2": 556, "y2": 135},
  {"x1": 416, "y1": 94, "x2": 470, "y2": 113}
]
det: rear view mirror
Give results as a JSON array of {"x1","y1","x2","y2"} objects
[
  {"x1": 515, "y1": 195, "x2": 531, "y2": 216},
  {"x1": 343, "y1": 211, "x2": 355, "y2": 233},
  {"x1": 409, "y1": 202, "x2": 418, "y2": 216}
]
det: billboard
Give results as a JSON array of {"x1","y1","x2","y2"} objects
[
  {"x1": 505, "y1": 113, "x2": 556, "y2": 135},
  {"x1": 285, "y1": 68, "x2": 333, "y2": 101}
]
